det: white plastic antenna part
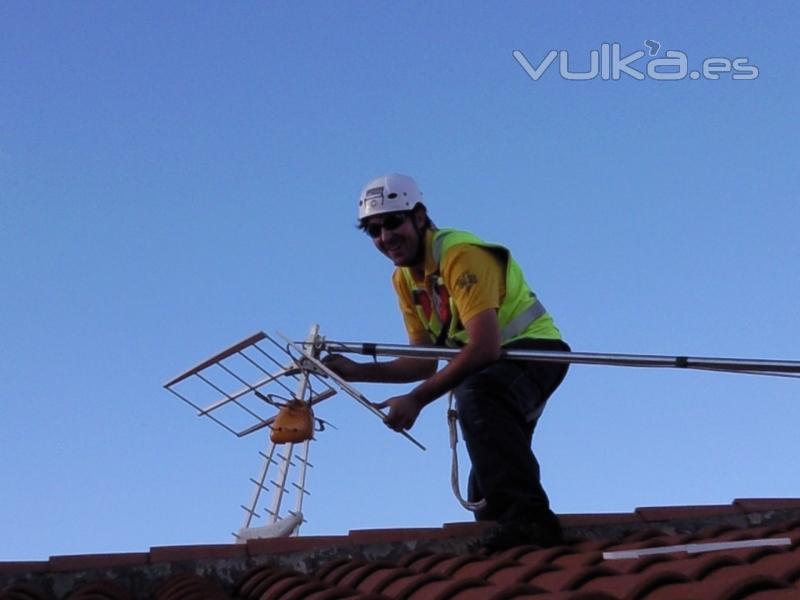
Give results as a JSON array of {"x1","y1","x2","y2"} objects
[{"x1": 235, "y1": 512, "x2": 304, "y2": 543}]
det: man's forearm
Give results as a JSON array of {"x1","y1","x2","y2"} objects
[
  {"x1": 409, "y1": 340, "x2": 499, "y2": 407},
  {"x1": 354, "y1": 356, "x2": 438, "y2": 383},
  {"x1": 408, "y1": 308, "x2": 502, "y2": 407}
]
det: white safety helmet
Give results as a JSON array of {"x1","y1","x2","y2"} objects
[{"x1": 358, "y1": 173, "x2": 423, "y2": 221}]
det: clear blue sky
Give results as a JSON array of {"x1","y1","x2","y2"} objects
[{"x1": 2, "y1": 2, "x2": 798, "y2": 561}]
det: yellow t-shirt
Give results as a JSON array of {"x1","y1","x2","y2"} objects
[{"x1": 392, "y1": 231, "x2": 506, "y2": 344}]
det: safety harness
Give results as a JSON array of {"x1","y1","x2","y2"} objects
[
  {"x1": 448, "y1": 392, "x2": 487, "y2": 512},
  {"x1": 399, "y1": 229, "x2": 555, "y2": 511}
]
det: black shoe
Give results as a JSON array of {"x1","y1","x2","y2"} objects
[{"x1": 482, "y1": 518, "x2": 563, "y2": 553}]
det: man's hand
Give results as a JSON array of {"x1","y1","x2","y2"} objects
[
  {"x1": 373, "y1": 393, "x2": 424, "y2": 431},
  {"x1": 321, "y1": 354, "x2": 362, "y2": 381}
]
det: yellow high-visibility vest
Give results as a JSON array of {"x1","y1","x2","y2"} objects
[{"x1": 400, "y1": 229, "x2": 560, "y2": 347}]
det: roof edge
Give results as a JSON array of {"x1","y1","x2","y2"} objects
[{"x1": 3, "y1": 500, "x2": 800, "y2": 598}]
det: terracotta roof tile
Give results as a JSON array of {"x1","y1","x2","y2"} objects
[
  {"x1": 449, "y1": 556, "x2": 518, "y2": 581},
  {"x1": 5, "y1": 499, "x2": 800, "y2": 599},
  {"x1": 313, "y1": 557, "x2": 359, "y2": 583},
  {"x1": 349, "y1": 565, "x2": 403, "y2": 594},
  {"x1": 438, "y1": 582, "x2": 498, "y2": 600},
  {"x1": 550, "y1": 550, "x2": 603, "y2": 570},
  {"x1": 396, "y1": 550, "x2": 438, "y2": 569},
  {"x1": 747, "y1": 591, "x2": 800, "y2": 600},
  {"x1": 259, "y1": 572, "x2": 319, "y2": 599},
  {"x1": 647, "y1": 574, "x2": 793, "y2": 600},
  {"x1": 635, "y1": 504, "x2": 743, "y2": 522},
  {"x1": 302, "y1": 589, "x2": 363, "y2": 600},
  {"x1": 338, "y1": 562, "x2": 399, "y2": 590},
  {"x1": 582, "y1": 569, "x2": 692, "y2": 598},
  {"x1": 640, "y1": 552, "x2": 740, "y2": 579},
  {"x1": 381, "y1": 572, "x2": 447, "y2": 597},
  {"x1": 735, "y1": 525, "x2": 792, "y2": 542},
  {"x1": 570, "y1": 539, "x2": 617, "y2": 553},
  {"x1": 440, "y1": 522, "x2": 493, "y2": 537},
  {"x1": 236, "y1": 565, "x2": 292, "y2": 598},
  {"x1": 280, "y1": 579, "x2": 339, "y2": 600},
  {"x1": 489, "y1": 561, "x2": 560, "y2": 586},
  {"x1": 559, "y1": 512, "x2": 643, "y2": 528},
  {"x1": 402, "y1": 578, "x2": 480, "y2": 600},
  {"x1": 348, "y1": 527, "x2": 446, "y2": 545},
  {"x1": 684, "y1": 525, "x2": 751, "y2": 544},
  {"x1": 338, "y1": 561, "x2": 388, "y2": 592},
  {"x1": 512, "y1": 545, "x2": 573, "y2": 566},
  {"x1": 549, "y1": 593, "x2": 619, "y2": 600},
  {"x1": 247, "y1": 534, "x2": 352, "y2": 556},
  {"x1": 598, "y1": 554, "x2": 671, "y2": 575},
  {"x1": 604, "y1": 528, "x2": 669, "y2": 546},
  {"x1": 49, "y1": 553, "x2": 149, "y2": 572},
  {"x1": 748, "y1": 550, "x2": 800, "y2": 581},
  {"x1": 734, "y1": 499, "x2": 800, "y2": 513},
  {"x1": 149, "y1": 543, "x2": 246, "y2": 563},
  {"x1": 65, "y1": 581, "x2": 132, "y2": 600},
  {"x1": 236, "y1": 571, "x2": 269, "y2": 597},
  {"x1": 153, "y1": 572, "x2": 228, "y2": 599},
  {"x1": 428, "y1": 554, "x2": 485, "y2": 577},
  {"x1": 479, "y1": 582, "x2": 550, "y2": 599},
  {"x1": 0, "y1": 585, "x2": 49, "y2": 600},
  {"x1": 779, "y1": 522, "x2": 800, "y2": 541},
  {"x1": 325, "y1": 560, "x2": 390, "y2": 589},
  {"x1": 718, "y1": 545, "x2": 790, "y2": 566},
  {"x1": 0, "y1": 564, "x2": 49, "y2": 578},
  {"x1": 528, "y1": 564, "x2": 621, "y2": 593},
  {"x1": 409, "y1": 552, "x2": 461, "y2": 573}
]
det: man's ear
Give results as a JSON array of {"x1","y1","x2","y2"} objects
[{"x1": 412, "y1": 206, "x2": 428, "y2": 229}]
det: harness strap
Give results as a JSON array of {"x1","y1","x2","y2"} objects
[{"x1": 448, "y1": 393, "x2": 487, "y2": 512}]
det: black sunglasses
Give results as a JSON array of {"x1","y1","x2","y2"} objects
[{"x1": 364, "y1": 212, "x2": 409, "y2": 238}]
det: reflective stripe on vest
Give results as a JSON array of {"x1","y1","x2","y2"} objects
[{"x1": 502, "y1": 297, "x2": 546, "y2": 341}]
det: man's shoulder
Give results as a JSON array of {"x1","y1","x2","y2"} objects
[
  {"x1": 433, "y1": 228, "x2": 484, "y2": 261},
  {"x1": 391, "y1": 267, "x2": 406, "y2": 287},
  {"x1": 441, "y1": 242, "x2": 503, "y2": 273},
  {"x1": 436, "y1": 229, "x2": 509, "y2": 261},
  {"x1": 434, "y1": 227, "x2": 480, "y2": 241}
]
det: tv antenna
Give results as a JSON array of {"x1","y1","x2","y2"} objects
[{"x1": 164, "y1": 325, "x2": 425, "y2": 542}]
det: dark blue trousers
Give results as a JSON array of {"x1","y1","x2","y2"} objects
[{"x1": 453, "y1": 338, "x2": 570, "y2": 528}]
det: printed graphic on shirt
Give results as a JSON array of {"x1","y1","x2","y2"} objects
[{"x1": 455, "y1": 271, "x2": 479, "y2": 293}]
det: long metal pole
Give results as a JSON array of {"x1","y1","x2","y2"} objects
[{"x1": 323, "y1": 341, "x2": 800, "y2": 375}]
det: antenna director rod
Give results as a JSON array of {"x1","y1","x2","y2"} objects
[{"x1": 323, "y1": 342, "x2": 800, "y2": 375}]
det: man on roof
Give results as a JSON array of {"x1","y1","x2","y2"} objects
[{"x1": 324, "y1": 173, "x2": 570, "y2": 552}]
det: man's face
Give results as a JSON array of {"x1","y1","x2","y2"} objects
[{"x1": 363, "y1": 210, "x2": 424, "y2": 267}]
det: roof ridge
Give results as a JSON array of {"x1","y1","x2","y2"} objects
[{"x1": 3, "y1": 499, "x2": 800, "y2": 599}]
